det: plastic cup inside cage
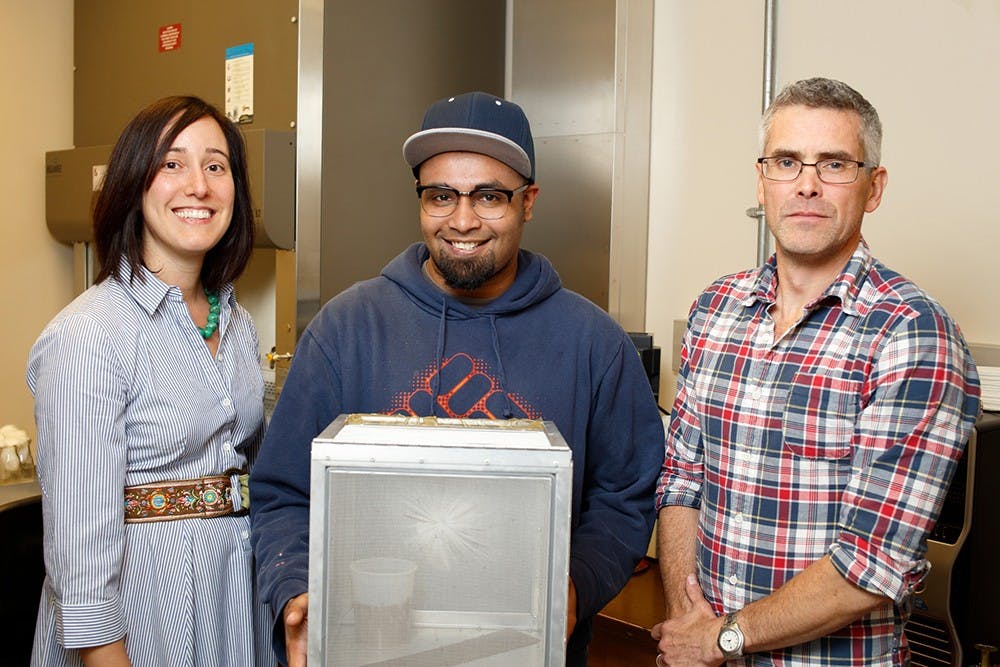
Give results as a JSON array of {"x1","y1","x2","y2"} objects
[{"x1": 350, "y1": 557, "x2": 418, "y2": 648}]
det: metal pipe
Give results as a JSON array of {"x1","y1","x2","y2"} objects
[
  {"x1": 753, "y1": 0, "x2": 778, "y2": 266},
  {"x1": 761, "y1": 0, "x2": 776, "y2": 115}
]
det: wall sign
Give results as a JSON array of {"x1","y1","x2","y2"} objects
[
  {"x1": 158, "y1": 24, "x2": 181, "y2": 52},
  {"x1": 225, "y1": 43, "x2": 254, "y2": 124}
]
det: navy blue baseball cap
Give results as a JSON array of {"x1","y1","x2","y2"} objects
[{"x1": 403, "y1": 91, "x2": 535, "y2": 182}]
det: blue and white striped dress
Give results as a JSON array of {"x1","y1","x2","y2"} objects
[{"x1": 27, "y1": 263, "x2": 276, "y2": 667}]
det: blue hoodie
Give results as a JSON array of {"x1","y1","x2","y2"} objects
[{"x1": 250, "y1": 243, "x2": 664, "y2": 662}]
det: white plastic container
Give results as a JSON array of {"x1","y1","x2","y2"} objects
[{"x1": 349, "y1": 557, "x2": 418, "y2": 647}]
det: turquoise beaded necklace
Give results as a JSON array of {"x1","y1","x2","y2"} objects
[{"x1": 198, "y1": 288, "x2": 221, "y2": 339}]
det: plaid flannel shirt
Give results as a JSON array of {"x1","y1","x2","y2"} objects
[{"x1": 656, "y1": 240, "x2": 980, "y2": 665}]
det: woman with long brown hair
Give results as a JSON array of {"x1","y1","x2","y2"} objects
[{"x1": 28, "y1": 96, "x2": 274, "y2": 666}]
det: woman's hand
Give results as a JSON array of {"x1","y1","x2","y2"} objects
[{"x1": 80, "y1": 638, "x2": 132, "y2": 666}]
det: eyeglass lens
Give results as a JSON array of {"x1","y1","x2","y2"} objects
[
  {"x1": 419, "y1": 187, "x2": 513, "y2": 219},
  {"x1": 761, "y1": 158, "x2": 860, "y2": 184}
]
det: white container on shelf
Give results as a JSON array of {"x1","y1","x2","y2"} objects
[{"x1": 0, "y1": 426, "x2": 34, "y2": 485}]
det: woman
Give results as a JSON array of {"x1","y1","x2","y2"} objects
[{"x1": 28, "y1": 96, "x2": 275, "y2": 666}]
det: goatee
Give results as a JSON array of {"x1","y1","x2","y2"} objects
[{"x1": 434, "y1": 250, "x2": 496, "y2": 291}]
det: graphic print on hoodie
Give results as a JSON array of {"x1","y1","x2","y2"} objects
[{"x1": 389, "y1": 352, "x2": 541, "y2": 419}]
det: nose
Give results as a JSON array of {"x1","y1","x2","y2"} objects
[
  {"x1": 796, "y1": 164, "x2": 822, "y2": 199},
  {"x1": 185, "y1": 167, "x2": 209, "y2": 198},
  {"x1": 448, "y1": 194, "x2": 482, "y2": 232}
]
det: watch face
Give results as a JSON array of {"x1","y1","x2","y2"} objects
[{"x1": 719, "y1": 628, "x2": 741, "y2": 652}]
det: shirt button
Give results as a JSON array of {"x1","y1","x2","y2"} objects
[
  {"x1": 221, "y1": 398, "x2": 232, "y2": 408},
  {"x1": 729, "y1": 574, "x2": 739, "y2": 585},
  {"x1": 223, "y1": 442, "x2": 232, "y2": 452},
  {"x1": 733, "y1": 513, "x2": 743, "y2": 524},
  {"x1": 241, "y1": 530, "x2": 250, "y2": 540}
]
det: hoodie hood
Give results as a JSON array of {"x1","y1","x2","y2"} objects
[{"x1": 381, "y1": 242, "x2": 562, "y2": 318}]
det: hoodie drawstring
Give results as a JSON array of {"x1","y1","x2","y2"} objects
[
  {"x1": 432, "y1": 297, "x2": 447, "y2": 415},
  {"x1": 488, "y1": 314, "x2": 515, "y2": 419},
  {"x1": 432, "y1": 299, "x2": 515, "y2": 419}
]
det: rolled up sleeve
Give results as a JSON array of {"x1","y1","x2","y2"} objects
[{"x1": 829, "y1": 310, "x2": 980, "y2": 603}]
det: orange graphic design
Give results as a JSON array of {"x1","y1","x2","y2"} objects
[{"x1": 388, "y1": 353, "x2": 540, "y2": 419}]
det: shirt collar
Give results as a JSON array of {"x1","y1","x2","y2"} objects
[
  {"x1": 115, "y1": 259, "x2": 171, "y2": 316},
  {"x1": 746, "y1": 238, "x2": 874, "y2": 316},
  {"x1": 114, "y1": 257, "x2": 234, "y2": 316}
]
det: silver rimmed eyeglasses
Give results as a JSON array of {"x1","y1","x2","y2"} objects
[
  {"x1": 416, "y1": 184, "x2": 530, "y2": 220},
  {"x1": 757, "y1": 156, "x2": 871, "y2": 184}
]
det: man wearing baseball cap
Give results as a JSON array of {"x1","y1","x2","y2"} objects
[{"x1": 251, "y1": 92, "x2": 664, "y2": 666}]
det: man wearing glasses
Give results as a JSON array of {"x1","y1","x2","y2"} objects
[
  {"x1": 652, "y1": 78, "x2": 979, "y2": 665},
  {"x1": 251, "y1": 91, "x2": 664, "y2": 667}
]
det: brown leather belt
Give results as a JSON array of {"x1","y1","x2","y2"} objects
[{"x1": 123, "y1": 470, "x2": 247, "y2": 523}]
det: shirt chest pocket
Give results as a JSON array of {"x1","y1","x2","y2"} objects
[{"x1": 782, "y1": 373, "x2": 860, "y2": 460}]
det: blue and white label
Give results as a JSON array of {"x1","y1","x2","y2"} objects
[{"x1": 225, "y1": 43, "x2": 254, "y2": 124}]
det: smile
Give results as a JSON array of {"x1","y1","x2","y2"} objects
[
  {"x1": 173, "y1": 208, "x2": 212, "y2": 220},
  {"x1": 449, "y1": 240, "x2": 485, "y2": 251}
]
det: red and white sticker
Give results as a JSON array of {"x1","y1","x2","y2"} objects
[{"x1": 158, "y1": 24, "x2": 182, "y2": 52}]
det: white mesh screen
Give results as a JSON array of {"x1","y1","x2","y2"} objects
[{"x1": 321, "y1": 469, "x2": 553, "y2": 666}]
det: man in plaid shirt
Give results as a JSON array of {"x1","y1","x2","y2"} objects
[{"x1": 651, "y1": 78, "x2": 980, "y2": 665}]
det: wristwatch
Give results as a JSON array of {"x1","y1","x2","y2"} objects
[{"x1": 717, "y1": 611, "x2": 745, "y2": 659}]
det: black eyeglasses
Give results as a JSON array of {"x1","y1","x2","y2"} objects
[
  {"x1": 416, "y1": 184, "x2": 530, "y2": 220},
  {"x1": 757, "y1": 156, "x2": 871, "y2": 184}
]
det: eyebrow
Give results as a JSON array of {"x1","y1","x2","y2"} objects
[
  {"x1": 421, "y1": 180, "x2": 515, "y2": 191},
  {"x1": 767, "y1": 148, "x2": 860, "y2": 161},
  {"x1": 165, "y1": 146, "x2": 231, "y2": 160}
]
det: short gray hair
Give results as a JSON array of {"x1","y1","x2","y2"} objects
[{"x1": 760, "y1": 77, "x2": 882, "y2": 166}]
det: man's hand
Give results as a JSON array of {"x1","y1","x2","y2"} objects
[
  {"x1": 650, "y1": 574, "x2": 723, "y2": 667},
  {"x1": 566, "y1": 577, "x2": 578, "y2": 640},
  {"x1": 283, "y1": 593, "x2": 309, "y2": 667}
]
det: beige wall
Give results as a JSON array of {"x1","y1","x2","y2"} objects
[
  {"x1": 646, "y1": 0, "x2": 1000, "y2": 405},
  {"x1": 0, "y1": 1, "x2": 74, "y2": 439},
  {"x1": 645, "y1": 0, "x2": 764, "y2": 404}
]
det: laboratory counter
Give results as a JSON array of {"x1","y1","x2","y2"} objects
[{"x1": 0, "y1": 478, "x2": 44, "y2": 665}]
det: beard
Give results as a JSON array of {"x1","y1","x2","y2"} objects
[{"x1": 433, "y1": 249, "x2": 497, "y2": 291}]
